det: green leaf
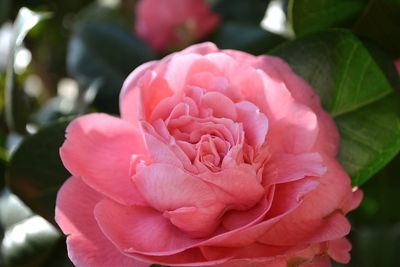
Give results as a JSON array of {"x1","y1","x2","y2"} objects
[
  {"x1": 272, "y1": 30, "x2": 392, "y2": 116},
  {"x1": 7, "y1": 118, "x2": 72, "y2": 224},
  {"x1": 213, "y1": 0, "x2": 271, "y2": 24},
  {"x1": 67, "y1": 21, "x2": 155, "y2": 114},
  {"x1": 336, "y1": 94, "x2": 400, "y2": 185},
  {"x1": 271, "y1": 30, "x2": 400, "y2": 185},
  {"x1": 1, "y1": 215, "x2": 60, "y2": 267},
  {"x1": 289, "y1": 0, "x2": 366, "y2": 37},
  {"x1": 211, "y1": 22, "x2": 286, "y2": 55},
  {"x1": 353, "y1": 0, "x2": 400, "y2": 57},
  {"x1": 0, "y1": 190, "x2": 32, "y2": 229}
]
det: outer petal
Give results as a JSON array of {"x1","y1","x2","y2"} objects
[
  {"x1": 94, "y1": 198, "x2": 201, "y2": 256},
  {"x1": 258, "y1": 154, "x2": 354, "y2": 247},
  {"x1": 121, "y1": 64, "x2": 173, "y2": 127},
  {"x1": 327, "y1": 238, "x2": 352, "y2": 264},
  {"x1": 55, "y1": 176, "x2": 148, "y2": 267},
  {"x1": 60, "y1": 113, "x2": 148, "y2": 205},
  {"x1": 258, "y1": 212, "x2": 350, "y2": 246},
  {"x1": 251, "y1": 55, "x2": 339, "y2": 156},
  {"x1": 263, "y1": 153, "x2": 326, "y2": 185}
]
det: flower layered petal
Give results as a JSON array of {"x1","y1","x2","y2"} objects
[
  {"x1": 55, "y1": 176, "x2": 148, "y2": 267},
  {"x1": 263, "y1": 152, "x2": 326, "y2": 185},
  {"x1": 201, "y1": 178, "x2": 319, "y2": 247},
  {"x1": 251, "y1": 55, "x2": 339, "y2": 156},
  {"x1": 133, "y1": 163, "x2": 225, "y2": 237},
  {"x1": 60, "y1": 113, "x2": 148, "y2": 205},
  {"x1": 235, "y1": 101, "x2": 268, "y2": 147},
  {"x1": 94, "y1": 198, "x2": 200, "y2": 255}
]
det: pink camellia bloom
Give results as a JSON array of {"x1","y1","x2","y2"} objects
[
  {"x1": 56, "y1": 43, "x2": 362, "y2": 267},
  {"x1": 134, "y1": 0, "x2": 220, "y2": 53},
  {"x1": 395, "y1": 58, "x2": 400, "y2": 74}
]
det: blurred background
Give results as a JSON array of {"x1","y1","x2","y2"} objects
[{"x1": 0, "y1": 0, "x2": 399, "y2": 266}]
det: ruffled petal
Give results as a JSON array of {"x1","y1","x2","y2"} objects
[
  {"x1": 263, "y1": 152, "x2": 326, "y2": 185},
  {"x1": 94, "y1": 198, "x2": 199, "y2": 255},
  {"x1": 60, "y1": 113, "x2": 148, "y2": 205},
  {"x1": 235, "y1": 101, "x2": 268, "y2": 147},
  {"x1": 55, "y1": 177, "x2": 148, "y2": 267}
]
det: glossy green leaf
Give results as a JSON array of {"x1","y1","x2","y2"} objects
[
  {"x1": 67, "y1": 21, "x2": 155, "y2": 114},
  {"x1": 212, "y1": 22, "x2": 286, "y2": 55},
  {"x1": 0, "y1": 190, "x2": 32, "y2": 229},
  {"x1": 289, "y1": 0, "x2": 366, "y2": 37},
  {"x1": 213, "y1": 0, "x2": 271, "y2": 24},
  {"x1": 336, "y1": 94, "x2": 400, "y2": 185},
  {"x1": 272, "y1": 30, "x2": 400, "y2": 185},
  {"x1": 1, "y1": 215, "x2": 60, "y2": 267},
  {"x1": 7, "y1": 118, "x2": 72, "y2": 224}
]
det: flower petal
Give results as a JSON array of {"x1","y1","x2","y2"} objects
[
  {"x1": 199, "y1": 166, "x2": 265, "y2": 210},
  {"x1": 263, "y1": 152, "x2": 326, "y2": 186},
  {"x1": 94, "y1": 198, "x2": 199, "y2": 255},
  {"x1": 258, "y1": 212, "x2": 350, "y2": 246},
  {"x1": 55, "y1": 176, "x2": 148, "y2": 267},
  {"x1": 60, "y1": 113, "x2": 148, "y2": 205},
  {"x1": 133, "y1": 163, "x2": 225, "y2": 237},
  {"x1": 235, "y1": 101, "x2": 268, "y2": 147},
  {"x1": 327, "y1": 238, "x2": 352, "y2": 264}
]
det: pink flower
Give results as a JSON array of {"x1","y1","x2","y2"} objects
[
  {"x1": 395, "y1": 58, "x2": 400, "y2": 74},
  {"x1": 134, "y1": 0, "x2": 220, "y2": 53},
  {"x1": 56, "y1": 43, "x2": 362, "y2": 267}
]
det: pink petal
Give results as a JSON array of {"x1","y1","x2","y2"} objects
[
  {"x1": 134, "y1": 163, "x2": 215, "y2": 210},
  {"x1": 235, "y1": 101, "x2": 268, "y2": 147},
  {"x1": 201, "y1": 91, "x2": 237, "y2": 120},
  {"x1": 222, "y1": 188, "x2": 274, "y2": 231},
  {"x1": 263, "y1": 152, "x2": 326, "y2": 185},
  {"x1": 252, "y1": 55, "x2": 339, "y2": 156},
  {"x1": 60, "y1": 113, "x2": 147, "y2": 206},
  {"x1": 327, "y1": 238, "x2": 352, "y2": 264},
  {"x1": 261, "y1": 78, "x2": 319, "y2": 154},
  {"x1": 198, "y1": 167, "x2": 265, "y2": 210},
  {"x1": 285, "y1": 154, "x2": 353, "y2": 221},
  {"x1": 131, "y1": 248, "x2": 232, "y2": 267},
  {"x1": 258, "y1": 212, "x2": 350, "y2": 246},
  {"x1": 133, "y1": 163, "x2": 225, "y2": 237},
  {"x1": 165, "y1": 53, "x2": 210, "y2": 93},
  {"x1": 120, "y1": 61, "x2": 156, "y2": 126},
  {"x1": 202, "y1": 178, "x2": 318, "y2": 247},
  {"x1": 55, "y1": 176, "x2": 148, "y2": 267},
  {"x1": 94, "y1": 198, "x2": 199, "y2": 255}
]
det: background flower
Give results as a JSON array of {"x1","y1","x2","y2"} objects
[{"x1": 134, "y1": 0, "x2": 220, "y2": 53}]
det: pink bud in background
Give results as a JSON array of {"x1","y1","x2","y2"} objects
[{"x1": 134, "y1": 0, "x2": 220, "y2": 53}]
